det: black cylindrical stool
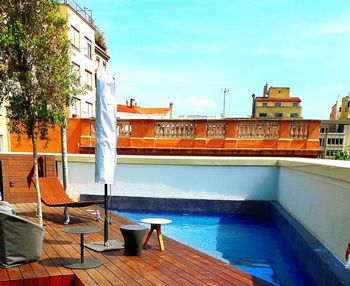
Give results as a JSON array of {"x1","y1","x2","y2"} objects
[{"x1": 120, "y1": 225, "x2": 146, "y2": 256}]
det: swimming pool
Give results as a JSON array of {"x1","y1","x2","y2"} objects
[{"x1": 114, "y1": 210, "x2": 314, "y2": 286}]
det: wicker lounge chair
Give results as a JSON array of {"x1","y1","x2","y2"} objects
[
  {"x1": 0, "y1": 202, "x2": 44, "y2": 268},
  {"x1": 38, "y1": 177, "x2": 103, "y2": 224}
]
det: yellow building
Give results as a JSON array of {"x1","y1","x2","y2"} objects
[
  {"x1": 252, "y1": 84, "x2": 302, "y2": 119},
  {"x1": 339, "y1": 95, "x2": 350, "y2": 120}
]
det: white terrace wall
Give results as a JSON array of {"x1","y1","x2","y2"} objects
[
  {"x1": 277, "y1": 158, "x2": 350, "y2": 263},
  {"x1": 56, "y1": 156, "x2": 278, "y2": 201},
  {"x1": 55, "y1": 155, "x2": 350, "y2": 263}
]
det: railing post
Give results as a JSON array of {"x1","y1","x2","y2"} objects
[
  {"x1": 277, "y1": 119, "x2": 292, "y2": 149},
  {"x1": 224, "y1": 119, "x2": 237, "y2": 148},
  {"x1": 306, "y1": 120, "x2": 321, "y2": 149},
  {"x1": 194, "y1": 120, "x2": 206, "y2": 148},
  {"x1": 129, "y1": 119, "x2": 155, "y2": 148}
]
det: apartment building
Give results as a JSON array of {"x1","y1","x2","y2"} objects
[
  {"x1": 60, "y1": 0, "x2": 109, "y2": 119},
  {"x1": 339, "y1": 94, "x2": 350, "y2": 120},
  {"x1": 319, "y1": 120, "x2": 350, "y2": 159},
  {"x1": 329, "y1": 99, "x2": 342, "y2": 120},
  {"x1": 252, "y1": 83, "x2": 302, "y2": 119}
]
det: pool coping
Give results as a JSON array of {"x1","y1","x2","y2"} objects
[{"x1": 82, "y1": 195, "x2": 350, "y2": 286}]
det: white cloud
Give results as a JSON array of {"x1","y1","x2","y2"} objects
[
  {"x1": 309, "y1": 17, "x2": 350, "y2": 37},
  {"x1": 175, "y1": 96, "x2": 216, "y2": 108}
]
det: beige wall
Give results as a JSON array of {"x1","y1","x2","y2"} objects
[
  {"x1": 0, "y1": 105, "x2": 9, "y2": 151},
  {"x1": 62, "y1": 4, "x2": 96, "y2": 119}
]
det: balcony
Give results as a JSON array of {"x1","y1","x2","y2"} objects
[{"x1": 78, "y1": 118, "x2": 321, "y2": 157}]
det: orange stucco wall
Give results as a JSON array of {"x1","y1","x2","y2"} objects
[{"x1": 10, "y1": 118, "x2": 321, "y2": 157}]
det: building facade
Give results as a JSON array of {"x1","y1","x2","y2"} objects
[
  {"x1": 60, "y1": 0, "x2": 109, "y2": 119},
  {"x1": 319, "y1": 120, "x2": 350, "y2": 159},
  {"x1": 252, "y1": 84, "x2": 302, "y2": 119},
  {"x1": 329, "y1": 99, "x2": 342, "y2": 120},
  {"x1": 339, "y1": 94, "x2": 350, "y2": 120}
]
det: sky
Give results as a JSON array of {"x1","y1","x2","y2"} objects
[{"x1": 83, "y1": 0, "x2": 350, "y2": 119}]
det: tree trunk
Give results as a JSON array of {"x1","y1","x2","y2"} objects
[
  {"x1": 61, "y1": 120, "x2": 68, "y2": 191},
  {"x1": 32, "y1": 135, "x2": 43, "y2": 226}
]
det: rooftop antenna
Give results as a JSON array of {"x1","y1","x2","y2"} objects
[{"x1": 221, "y1": 88, "x2": 230, "y2": 118}]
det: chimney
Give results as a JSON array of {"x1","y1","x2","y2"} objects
[
  {"x1": 130, "y1": 98, "x2": 135, "y2": 107},
  {"x1": 126, "y1": 99, "x2": 129, "y2": 106},
  {"x1": 251, "y1": 94, "x2": 256, "y2": 118},
  {"x1": 169, "y1": 102, "x2": 173, "y2": 119},
  {"x1": 263, "y1": 82, "x2": 268, "y2": 98}
]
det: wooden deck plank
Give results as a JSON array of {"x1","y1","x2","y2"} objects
[{"x1": 0, "y1": 203, "x2": 274, "y2": 286}]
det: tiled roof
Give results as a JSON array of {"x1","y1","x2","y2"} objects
[
  {"x1": 135, "y1": 107, "x2": 169, "y2": 115},
  {"x1": 117, "y1": 105, "x2": 139, "y2": 113},
  {"x1": 117, "y1": 105, "x2": 169, "y2": 115},
  {"x1": 256, "y1": 97, "x2": 301, "y2": 102}
]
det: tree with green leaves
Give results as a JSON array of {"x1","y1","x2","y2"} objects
[
  {"x1": 0, "y1": 0, "x2": 82, "y2": 226},
  {"x1": 335, "y1": 151, "x2": 350, "y2": 161}
]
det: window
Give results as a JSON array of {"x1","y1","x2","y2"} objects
[
  {"x1": 293, "y1": 102, "x2": 299, "y2": 107},
  {"x1": 86, "y1": 102, "x2": 93, "y2": 118},
  {"x1": 70, "y1": 26, "x2": 80, "y2": 49},
  {"x1": 327, "y1": 138, "x2": 331, "y2": 144},
  {"x1": 290, "y1": 113, "x2": 299, "y2": 118},
  {"x1": 348, "y1": 101, "x2": 350, "y2": 108},
  {"x1": 85, "y1": 70, "x2": 92, "y2": 90},
  {"x1": 340, "y1": 138, "x2": 343, "y2": 145},
  {"x1": 71, "y1": 97, "x2": 81, "y2": 118},
  {"x1": 319, "y1": 138, "x2": 324, "y2": 147},
  {"x1": 72, "y1": 62, "x2": 80, "y2": 82},
  {"x1": 262, "y1": 103, "x2": 267, "y2": 107},
  {"x1": 275, "y1": 102, "x2": 281, "y2": 107},
  {"x1": 85, "y1": 37, "x2": 92, "y2": 59},
  {"x1": 102, "y1": 61, "x2": 107, "y2": 71},
  {"x1": 96, "y1": 56, "x2": 100, "y2": 69},
  {"x1": 335, "y1": 138, "x2": 339, "y2": 145},
  {"x1": 259, "y1": 113, "x2": 267, "y2": 118},
  {"x1": 274, "y1": 113, "x2": 283, "y2": 118}
]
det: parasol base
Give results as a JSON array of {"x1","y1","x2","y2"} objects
[{"x1": 84, "y1": 240, "x2": 124, "y2": 252}]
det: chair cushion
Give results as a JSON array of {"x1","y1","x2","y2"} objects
[{"x1": 0, "y1": 202, "x2": 15, "y2": 215}]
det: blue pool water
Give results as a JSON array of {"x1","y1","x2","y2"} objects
[{"x1": 115, "y1": 210, "x2": 314, "y2": 286}]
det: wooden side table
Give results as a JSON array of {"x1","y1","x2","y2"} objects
[
  {"x1": 141, "y1": 218, "x2": 172, "y2": 251},
  {"x1": 62, "y1": 226, "x2": 101, "y2": 269}
]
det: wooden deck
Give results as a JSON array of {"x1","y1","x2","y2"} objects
[{"x1": 0, "y1": 203, "x2": 273, "y2": 286}]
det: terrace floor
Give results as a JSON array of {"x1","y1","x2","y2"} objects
[{"x1": 0, "y1": 203, "x2": 273, "y2": 286}]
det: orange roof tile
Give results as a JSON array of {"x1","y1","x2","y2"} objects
[
  {"x1": 135, "y1": 107, "x2": 169, "y2": 115},
  {"x1": 256, "y1": 97, "x2": 301, "y2": 102},
  {"x1": 117, "y1": 105, "x2": 139, "y2": 113}
]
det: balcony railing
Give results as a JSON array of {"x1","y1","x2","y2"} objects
[
  {"x1": 78, "y1": 118, "x2": 321, "y2": 157},
  {"x1": 237, "y1": 121, "x2": 279, "y2": 139},
  {"x1": 61, "y1": 0, "x2": 94, "y2": 25}
]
